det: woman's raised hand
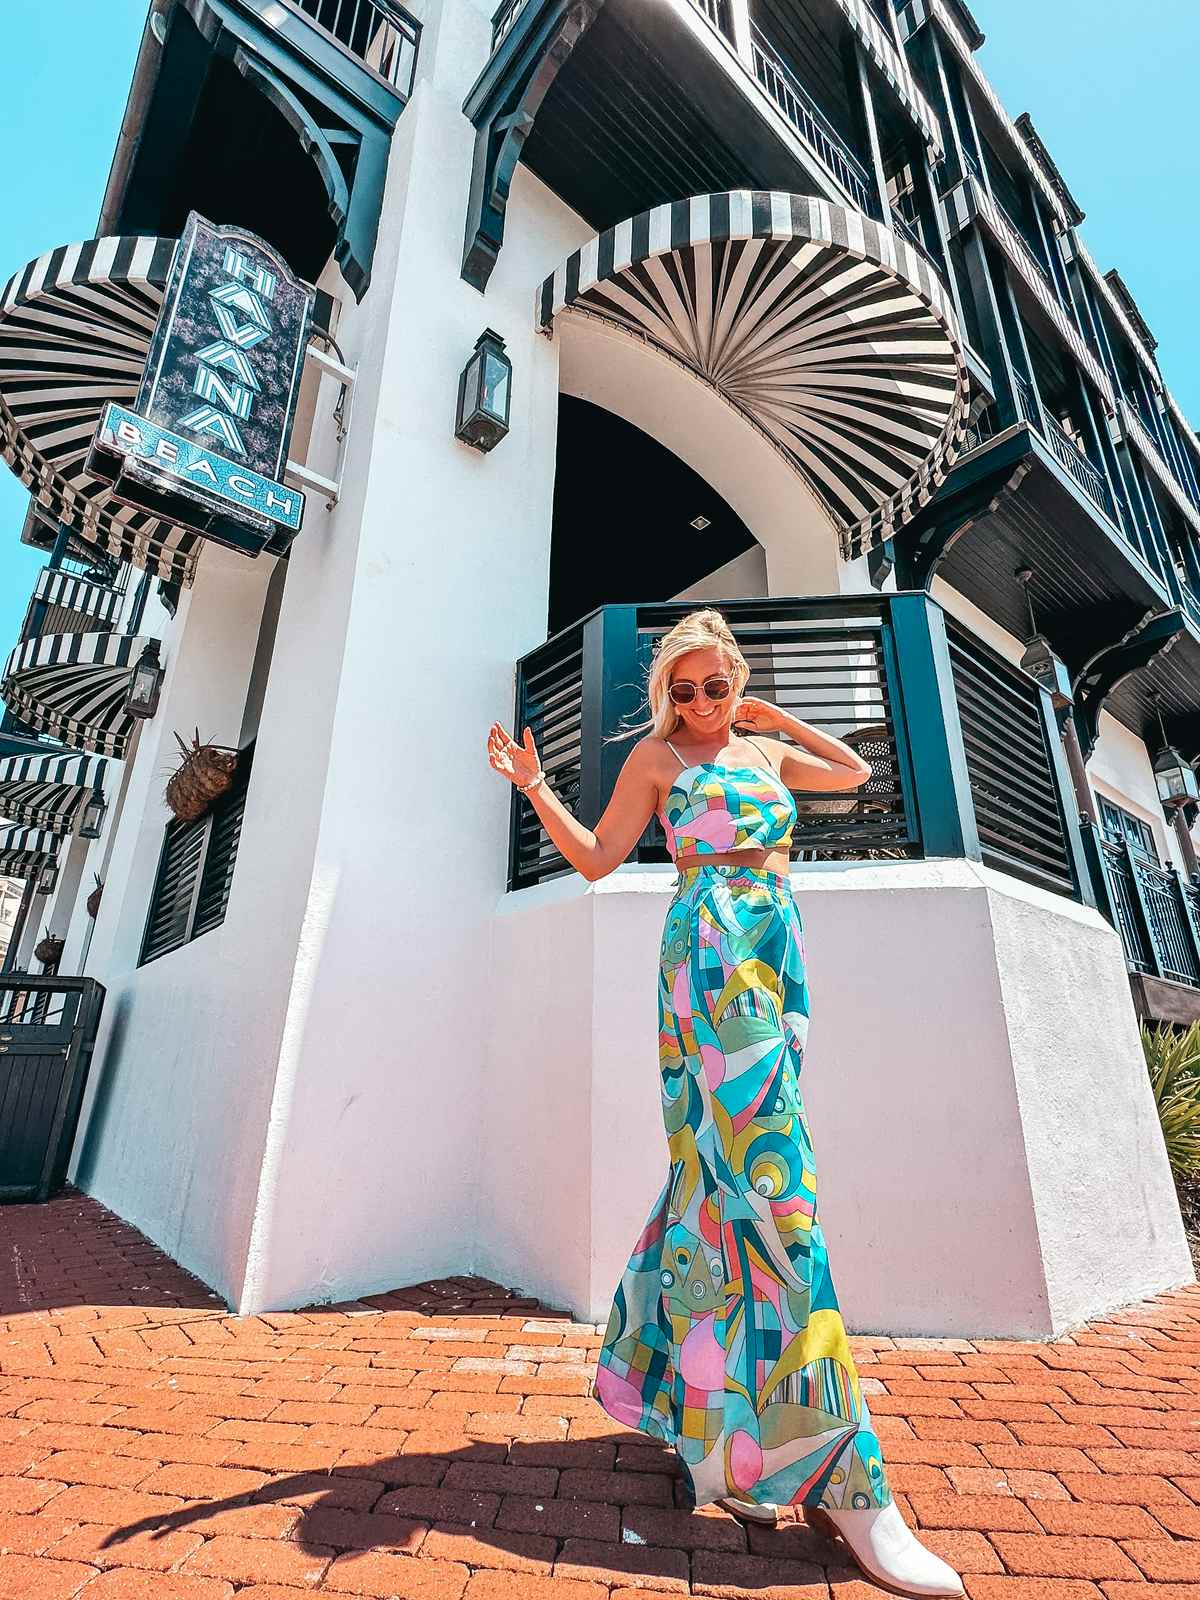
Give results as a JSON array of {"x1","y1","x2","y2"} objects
[
  {"x1": 733, "y1": 696, "x2": 787, "y2": 734},
  {"x1": 488, "y1": 722, "x2": 542, "y2": 788}
]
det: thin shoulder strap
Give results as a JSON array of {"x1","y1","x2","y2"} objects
[
  {"x1": 663, "y1": 739, "x2": 689, "y2": 769},
  {"x1": 747, "y1": 735, "x2": 778, "y2": 775}
]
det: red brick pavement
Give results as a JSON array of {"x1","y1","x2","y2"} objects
[{"x1": 2, "y1": 1191, "x2": 1200, "y2": 1599}]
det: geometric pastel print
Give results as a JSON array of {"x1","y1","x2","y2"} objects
[{"x1": 594, "y1": 761, "x2": 890, "y2": 1511}]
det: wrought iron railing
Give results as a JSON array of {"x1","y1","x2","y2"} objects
[
  {"x1": 508, "y1": 595, "x2": 1086, "y2": 900},
  {"x1": 890, "y1": 209, "x2": 922, "y2": 253},
  {"x1": 1044, "y1": 416, "x2": 1114, "y2": 519},
  {"x1": 287, "y1": 0, "x2": 420, "y2": 95},
  {"x1": 962, "y1": 403, "x2": 999, "y2": 454},
  {"x1": 992, "y1": 195, "x2": 1054, "y2": 291},
  {"x1": 1095, "y1": 833, "x2": 1200, "y2": 988},
  {"x1": 750, "y1": 24, "x2": 875, "y2": 214},
  {"x1": 1013, "y1": 372, "x2": 1115, "y2": 520}
]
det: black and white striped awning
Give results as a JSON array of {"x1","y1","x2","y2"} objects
[
  {"x1": 0, "y1": 749, "x2": 108, "y2": 835},
  {"x1": 0, "y1": 825, "x2": 59, "y2": 878},
  {"x1": 1, "y1": 632, "x2": 153, "y2": 758},
  {"x1": 0, "y1": 236, "x2": 204, "y2": 585},
  {"x1": 536, "y1": 192, "x2": 969, "y2": 559}
]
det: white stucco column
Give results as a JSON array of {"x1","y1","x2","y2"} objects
[{"x1": 233, "y1": 0, "x2": 592, "y2": 1313}]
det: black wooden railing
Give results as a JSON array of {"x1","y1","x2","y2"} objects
[
  {"x1": 750, "y1": 24, "x2": 875, "y2": 214},
  {"x1": 288, "y1": 0, "x2": 420, "y2": 95},
  {"x1": 1093, "y1": 833, "x2": 1200, "y2": 988},
  {"x1": 508, "y1": 594, "x2": 1090, "y2": 900}
]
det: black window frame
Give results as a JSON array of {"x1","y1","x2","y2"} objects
[
  {"x1": 1097, "y1": 795, "x2": 1158, "y2": 862},
  {"x1": 138, "y1": 741, "x2": 255, "y2": 966}
]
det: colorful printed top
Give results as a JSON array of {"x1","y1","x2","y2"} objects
[{"x1": 660, "y1": 739, "x2": 796, "y2": 861}]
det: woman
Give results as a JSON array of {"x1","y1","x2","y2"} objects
[{"x1": 488, "y1": 607, "x2": 962, "y2": 1599}]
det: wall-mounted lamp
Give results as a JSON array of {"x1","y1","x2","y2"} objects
[
  {"x1": 125, "y1": 640, "x2": 164, "y2": 720},
  {"x1": 35, "y1": 859, "x2": 59, "y2": 896},
  {"x1": 78, "y1": 783, "x2": 108, "y2": 840},
  {"x1": 455, "y1": 329, "x2": 511, "y2": 453}
]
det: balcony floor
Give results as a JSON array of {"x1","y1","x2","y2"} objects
[{"x1": 2, "y1": 1190, "x2": 1200, "y2": 1595}]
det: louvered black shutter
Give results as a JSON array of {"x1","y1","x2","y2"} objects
[
  {"x1": 138, "y1": 742, "x2": 254, "y2": 964},
  {"x1": 192, "y1": 758, "x2": 251, "y2": 938},
  {"x1": 139, "y1": 817, "x2": 208, "y2": 963}
]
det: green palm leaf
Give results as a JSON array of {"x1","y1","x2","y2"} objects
[{"x1": 1143, "y1": 1021, "x2": 1200, "y2": 1177}]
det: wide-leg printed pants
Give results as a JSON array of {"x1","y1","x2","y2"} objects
[{"x1": 593, "y1": 863, "x2": 891, "y2": 1511}]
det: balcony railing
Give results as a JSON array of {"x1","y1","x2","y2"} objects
[
  {"x1": 750, "y1": 24, "x2": 875, "y2": 214},
  {"x1": 690, "y1": 0, "x2": 734, "y2": 40},
  {"x1": 288, "y1": 0, "x2": 420, "y2": 95},
  {"x1": 508, "y1": 595, "x2": 1087, "y2": 903},
  {"x1": 1013, "y1": 372, "x2": 1115, "y2": 521},
  {"x1": 1094, "y1": 832, "x2": 1200, "y2": 988}
]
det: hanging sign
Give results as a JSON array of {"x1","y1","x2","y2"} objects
[{"x1": 88, "y1": 213, "x2": 315, "y2": 557}]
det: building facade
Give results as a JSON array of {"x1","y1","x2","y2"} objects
[{"x1": 0, "y1": 0, "x2": 1195, "y2": 1334}]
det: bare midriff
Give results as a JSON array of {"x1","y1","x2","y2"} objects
[{"x1": 673, "y1": 847, "x2": 792, "y2": 878}]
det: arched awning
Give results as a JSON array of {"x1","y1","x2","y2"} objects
[
  {"x1": 536, "y1": 191, "x2": 969, "y2": 559},
  {"x1": 0, "y1": 749, "x2": 109, "y2": 835},
  {"x1": 0, "y1": 825, "x2": 59, "y2": 879},
  {"x1": 2, "y1": 633, "x2": 154, "y2": 759},
  {"x1": 0, "y1": 236, "x2": 204, "y2": 584}
]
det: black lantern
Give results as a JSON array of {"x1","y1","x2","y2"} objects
[
  {"x1": 78, "y1": 783, "x2": 108, "y2": 839},
  {"x1": 455, "y1": 329, "x2": 511, "y2": 452},
  {"x1": 1151, "y1": 698, "x2": 1199, "y2": 810},
  {"x1": 125, "y1": 640, "x2": 163, "y2": 720},
  {"x1": 1016, "y1": 566, "x2": 1073, "y2": 710},
  {"x1": 1020, "y1": 635, "x2": 1073, "y2": 710},
  {"x1": 35, "y1": 859, "x2": 59, "y2": 895},
  {"x1": 1153, "y1": 744, "x2": 1199, "y2": 809}
]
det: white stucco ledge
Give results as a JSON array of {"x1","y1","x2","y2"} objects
[{"x1": 479, "y1": 857, "x2": 1194, "y2": 1337}]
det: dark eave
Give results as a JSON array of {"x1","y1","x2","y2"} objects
[
  {"x1": 98, "y1": 2, "x2": 168, "y2": 235},
  {"x1": 905, "y1": 422, "x2": 1200, "y2": 750},
  {"x1": 943, "y1": 0, "x2": 984, "y2": 51},
  {"x1": 1013, "y1": 111, "x2": 1085, "y2": 228},
  {"x1": 1104, "y1": 267, "x2": 1159, "y2": 357}
]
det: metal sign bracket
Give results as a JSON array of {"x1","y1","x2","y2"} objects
[{"x1": 286, "y1": 343, "x2": 357, "y2": 511}]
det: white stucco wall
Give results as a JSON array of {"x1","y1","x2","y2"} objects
[
  {"x1": 69, "y1": 545, "x2": 277, "y2": 1302},
  {"x1": 481, "y1": 861, "x2": 1192, "y2": 1336},
  {"x1": 675, "y1": 543, "x2": 768, "y2": 603}
]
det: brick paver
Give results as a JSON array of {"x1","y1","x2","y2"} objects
[{"x1": 2, "y1": 1193, "x2": 1200, "y2": 1597}]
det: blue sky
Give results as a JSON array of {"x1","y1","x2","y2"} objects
[{"x1": 0, "y1": 0, "x2": 1197, "y2": 648}]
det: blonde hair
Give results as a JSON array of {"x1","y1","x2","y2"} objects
[{"x1": 617, "y1": 608, "x2": 750, "y2": 741}]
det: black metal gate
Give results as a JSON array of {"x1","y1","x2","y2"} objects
[{"x1": 0, "y1": 977, "x2": 106, "y2": 1204}]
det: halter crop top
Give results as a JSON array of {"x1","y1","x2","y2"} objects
[{"x1": 660, "y1": 739, "x2": 797, "y2": 861}]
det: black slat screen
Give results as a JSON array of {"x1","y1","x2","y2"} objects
[{"x1": 946, "y1": 623, "x2": 1075, "y2": 896}]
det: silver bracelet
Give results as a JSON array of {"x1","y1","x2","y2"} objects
[{"x1": 516, "y1": 769, "x2": 546, "y2": 794}]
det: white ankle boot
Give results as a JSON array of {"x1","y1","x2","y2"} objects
[
  {"x1": 806, "y1": 1501, "x2": 964, "y2": 1598},
  {"x1": 717, "y1": 1495, "x2": 778, "y2": 1525}
]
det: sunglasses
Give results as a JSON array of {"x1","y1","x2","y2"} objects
[{"x1": 668, "y1": 674, "x2": 733, "y2": 706}]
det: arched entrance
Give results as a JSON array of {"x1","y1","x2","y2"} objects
[{"x1": 549, "y1": 395, "x2": 764, "y2": 633}]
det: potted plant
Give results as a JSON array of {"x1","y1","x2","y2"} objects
[
  {"x1": 33, "y1": 929, "x2": 64, "y2": 972},
  {"x1": 86, "y1": 874, "x2": 103, "y2": 918},
  {"x1": 165, "y1": 729, "x2": 238, "y2": 823}
]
